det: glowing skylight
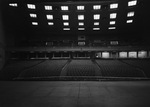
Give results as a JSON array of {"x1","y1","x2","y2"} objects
[
  {"x1": 61, "y1": 6, "x2": 69, "y2": 11},
  {"x1": 93, "y1": 28, "x2": 100, "y2": 30},
  {"x1": 30, "y1": 14, "x2": 37, "y2": 18},
  {"x1": 46, "y1": 15, "x2": 53, "y2": 20},
  {"x1": 63, "y1": 22, "x2": 69, "y2": 26},
  {"x1": 79, "y1": 22, "x2": 84, "y2": 26},
  {"x1": 78, "y1": 28, "x2": 85, "y2": 30},
  {"x1": 9, "y1": 3, "x2": 18, "y2": 7},
  {"x1": 110, "y1": 21, "x2": 116, "y2": 25},
  {"x1": 128, "y1": 0, "x2": 137, "y2": 6},
  {"x1": 108, "y1": 27, "x2": 116, "y2": 30},
  {"x1": 93, "y1": 5, "x2": 101, "y2": 10},
  {"x1": 94, "y1": 14, "x2": 100, "y2": 20},
  {"x1": 48, "y1": 22, "x2": 54, "y2": 25},
  {"x1": 127, "y1": 12, "x2": 135, "y2": 17},
  {"x1": 63, "y1": 28, "x2": 70, "y2": 30},
  {"x1": 62, "y1": 15, "x2": 69, "y2": 20},
  {"x1": 77, "y1": 6, "x2": 84, "y2": 10},
  {"x1": 110, "y1": 3, "x2": 118, "y2": 9},
  {"x1": 27, "y1": 4, "x2": 36, "y2": 9},
  {"x1": 94, "y1": 22, "x2": 99, "y2": 25},
  {"x1": 127, "y1": 20, "x2": 133, "y2": 23},
  {"x1": 45, "y1": 6, "x2": 52, "y2": 10},
  {"x1": 78, "y1": 15, "x2": 84, "y2": 20},
  {"x1": 32, "y1": 22, "x2": 38, "y2": 25},
  {"x1": 110, "y1": 13, "x2": 117, "y2": 19}
]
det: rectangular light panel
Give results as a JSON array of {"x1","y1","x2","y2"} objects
[
  {"x1": 9, "y1": 3, "x2": 18, "y2": 7},
  {"x1": 48, "y1": 22, "x2": 54, "y2": 25},
  {"x1": 61, "y1": 6, "x2": 69, "y2": 11},
  {"x1": 78, "y1": 15, "x2": 84, "y2": 20},
  {"x1": 78, "y1": 28, "x2": 85, "y2": 30},
  {"x1": 109, "y1": 27, "x2": 116, "y2": 30},
  {"x1": 63, "y1": 22, "x2": 69, "y2": 26},
  {"x1": 46, "y1": 15, "x2": 53, "y2": 20},
  {"x1": 110, "y1": 21, "x2": 116, "y2": 25},
  {"x1": 127, "y1": 20, "x2": 133, "y2": 23},
  {"x1": 77, "y1": 6, "x2": 84, "y2": 10},
  {"x1": 110, "y1": 13, "x2": 117, "y2": 19},
  {"x1": 30, "y1": 14, "x2": 37, "y2": 18},
  {"x1": 94, "y1": 14, "x2": 100, "y2": 20},
  {"x1": 27, "y1": 4, "x2": 36, "y2": 9},
  {"x1": 94, "y1": 22, "x2": 99, "y2": 25},
  {"x1": 93, "y1": 5, "x2": 101, "y2": 10},
  {"x1": 63, "y1": 28, "x2": 70, "y2": 30},
  {"x1": 110, "y1": 3, "x2": 118, "y2": 9},
  {"x1": 62, "y1": 15, "x2": 69, "y2": 20},
  {"x1": 32, "y1": 22, "x2": 38, "y2": 25},
  {"x1": 128, "y1": 0, "x2": 137, "y2": 6},
  {"x1": 79, "y1": 22, "x2": 84, "y2": 26},
  {"x1": 45, "y1": 6, "x2": 52, "y2": 10},
  {"x1": 127, "y1": 12, "x2": 135, "y2": 17},
  {"x1": 93, "y1": 28, "x2": 100, "y2": 30}
]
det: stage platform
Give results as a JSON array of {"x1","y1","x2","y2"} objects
[{"x1": 0, "y1": 81, "x2": 150, "y2": 107}]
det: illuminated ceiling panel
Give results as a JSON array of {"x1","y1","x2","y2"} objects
[
  {"x1": 63, "y1": 22, "x2": 69, "y2": 26},
  {"x1": 63, "y1": 28, "x2": 70, "y2": 30},
  {"x1": 127, "y1": 19, "x2": 133, "y2": 23},
  {"x1": 30, "y1": 14, "x2": 37, "y2": 18},
  {"x1": 32, "y1": 22, "x2": 38, "y2": 25},
  {"x1": 93, "y1": 28, "x2": 100, "y2": 30},
  {"x1": 94, "y1": 22, "x2": 99, "y2": 25},
  {"x1": 62, "y1": 15, "x2": 69, "y2": 20},
  {"x1": 9, "y1": 3, "x2": 18, "y2": 7},
  {"x1": 48, "y1": 22, "x2": 54, "y2": 25},
  {"x1": 61, "y1": 6, "x2": 69, "y2": 11},
  {"x1": 45, "y1": 6, "x2": 52, "y2": 10},
  {"x1": 128, "y1": 0, "x2": 137, "y2": 6},
  {"x1": 27, "y1": 4, "x2": 36, "y2": 9},
  {"x1": 78, "y1": 28, "x2": 85, "y2": 30},
  {"x1": 79, "y1": 22, "x2": 84, "y2": 26},
  {"x1": 93, "y1": 5, "x2": 101, "y2": 10},
  {"x1": 78, "y1": 15, "x2": 84, "y2": 20},
  {"x1": 108, "y1": 27, "x2": 116, "y2": 30},
  {"x1": 110, "y1": 21, "x2": 116, "y2": 25},
  {"x1": 77, "y1": 6, "x2": 84, "y2": 10},
  {"x1": 110, "y1": 13, "x2": 117, "y2": 19},
  {"x1": 127, "y1": 12, "x2": 135, "y2": 17},
  {"x1": 110, "y1": 3, "x2": 118, "y2": 9},
  {"x1": 94, "y1": 14, "x2": 100, "y2": 20},
  {"x1": 46, "y1": 15, "x2": 53, "y2": 20}
]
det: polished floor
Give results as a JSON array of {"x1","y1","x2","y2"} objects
[{"x1": 0, "y1": 81, "x2": 150, "y2": 107}]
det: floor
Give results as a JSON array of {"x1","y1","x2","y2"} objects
[{"x1": 0, "y1": 81, "x2": 150, "y2": 107}]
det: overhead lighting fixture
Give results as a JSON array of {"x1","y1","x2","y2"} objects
[
  {"x1": 93, "y1": 28, "x2": 100, "y2": 30},
  {"x1": 46, "y1": 15, "x2": 53, "y2": 20},
  {"x1": 79, "y1": 22, "x2": 84, "y2": 26},
  {"x1": 127, "y1": 20, "x2": 133, "y2": 23},
  {"x1": 110, "y1": 13, "x2": 117, "y2": 19},
  {"x1": 78, "y1": 15, "x2": 84, "y2": 20},
  {"x1": 93, "y1": 5, "x2": 101, "y2": 10},
  {"x1": 62, "y1": 15, "x2": 69, "y2": 20},
  {"x1": 77, "y1": 6, "x2": 84, "y2": 10},
  {"x1": 32, "y1": 22, "x2": 38, "y2": 25},
  {"x1": 110, "y1": 3, "x2": 118, "y2": 9},
  {"x1": 63, "y1": 22, "x2": 69, "y2": 26},
  {"x1": 108, "y1": 27, "x2": 116, "y2": 30},
  {"x1": 78, "y1": 28, "x2": 85, "y2": 30},
  {"x1": 27, "y1": 4, "x2": 36, "y2": 9},
  {"x1": 110, "y1": 21, "x2": 116, "y2": 25},
  {"x1": 128, "y1": 0, "x2": 137, "y2": 6},
  {"x1": 127, "y1": 12, "x2": 135, "y2": 17},
  {"x1": 94, "y1": 14, "x2": 100, "y2": 20},
  {"x1": 63, "y1": 28, "x2": 70, "y2": 30},
  {"x1": 48, "y1": 22, "x2": 54, "y2": 25},
  {"x1": 45, "y1": 6, "x2": 52, "y2": 10},
  {"x1": 30, "y1": 14, "x2": 37, "y2": 18},
  {"x1": 61, "y1": 6, "x2": 69, "y2": 11},
  {"x1": 94, "y1": 22, "x2": 99, "y2": 25},
  {"x1": 9, "y1": 3, "x2": 18, "y2": 7}
]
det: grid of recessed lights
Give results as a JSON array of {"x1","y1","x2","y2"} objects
[
  {"x1": 110, "y1": 13, "x2": 117, "y2": 19},
  {"x1": 94, "y1": 14, "x2": 100, "y2": 20},
  {"x1": 128, "y1": 0, "x2": 137, "y2": 6},
  {"x1": 78, "y1": 15, "x2": 84, "y2": 20},
  {"x1": 9, "y1": 3, "x2": 18, "y2": 7},
  {"x1": 93, "y1": 5, "x2": 101, "y2": 10},
  {"x1": 127, "y1": 11, "x2": 135, "y2": 17},
  {"x1": 30, "y1": 13, "x2": 37, "y2": 18},
  {"x1": 110, "y1": 21, "x2": 116, "y2": 25},
  {"x1": 48, "y1": 22, "x2": 54, "y2": 25},
  {"x1": 62, "y1": 15, "x2": 69, "y2": 20},
  {"x1": 63, "y1": 22, "x2": 69, "y2": 26},
  {"x1": 79, "y1": 22, "x2": 84, "y2": 26},
  {"x1": 61, "y1": 6, "x2": 69, "y2": 11},
  {"x1": 27, "y1": 4, "x2": 36, "y2": 9},
  {"x1": 46, "y1": 15, "x2": 53, "y2": 20}
]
